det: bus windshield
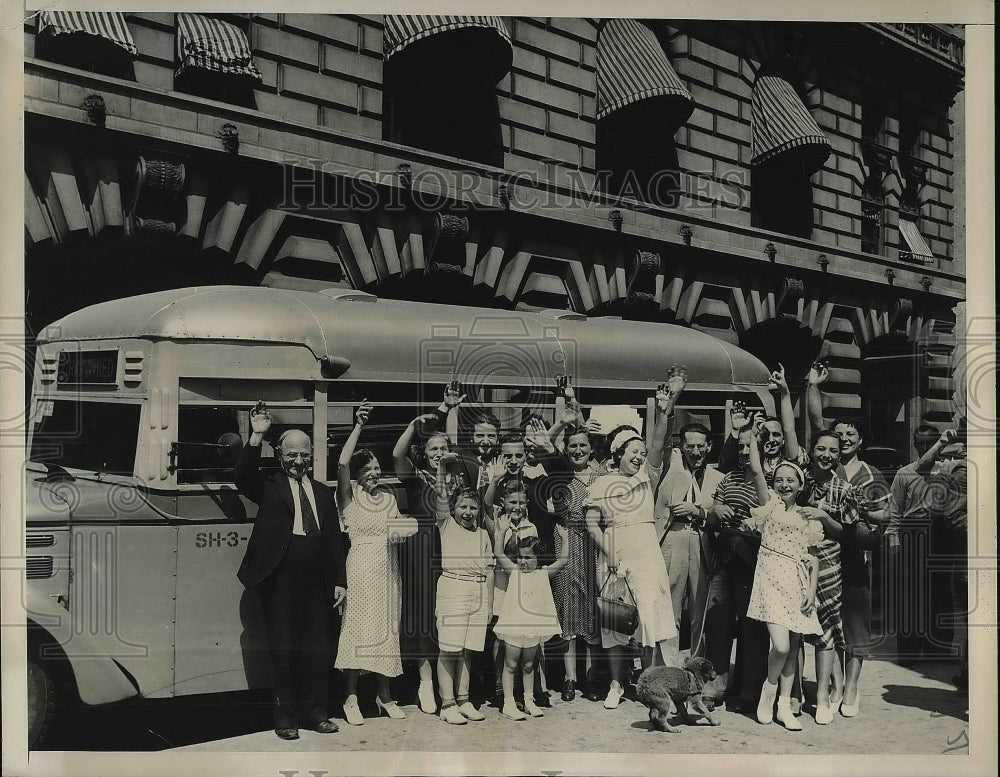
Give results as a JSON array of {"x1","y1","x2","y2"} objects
[{"x1": 30, "y1": 400, "x2": 141, "y2": 476}]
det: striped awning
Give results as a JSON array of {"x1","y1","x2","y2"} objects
[
  {"x1": 37, "y1": 11, "x2": 137, "y2": 56},
  {"x1": 383, "y1": 15, "x2": 512, "y2": 81},
  {"x1": 898, "y1": 218, "x2": 934, "y2": 262},
  {"x1": 176, "y1": 13, "x2": 262, "y2": 81},
  {"x1": 751, "y1": 75, "x2": 831, "y2": 170},
  {"x1": 596, "y1": 19, "x2": 693, "y2": 124}
]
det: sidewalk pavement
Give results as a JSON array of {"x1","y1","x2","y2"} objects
[{"x1": 173, "y1": 654, "x2": 970, "y2": 756}]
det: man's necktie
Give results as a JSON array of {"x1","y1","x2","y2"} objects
[{"x1": 297, "y1": 480, "x2": 321, "y2": 536}]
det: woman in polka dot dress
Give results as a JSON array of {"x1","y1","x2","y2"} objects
[{"x1": 335, "y1": 401, "x2": 417, "y2": 725}]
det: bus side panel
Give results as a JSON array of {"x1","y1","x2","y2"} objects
[
  {"x1": 70, "y1": 524, "x2": 178, "y2": 698},
  {"x1": 172, "y1": 524, "x2": 270, "y2": 696}
]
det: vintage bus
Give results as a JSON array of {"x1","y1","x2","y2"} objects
[{"x1": 24, "y1": 285, "x2": 774, "y2": 746}]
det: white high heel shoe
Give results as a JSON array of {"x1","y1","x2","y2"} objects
[{"x1": 376, "y1": 697, "x2": 406, "y2": 720}]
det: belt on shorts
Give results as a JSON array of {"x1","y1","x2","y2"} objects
[{"x1": 441, "y1": 570, "x2": 487, "y2": 583}]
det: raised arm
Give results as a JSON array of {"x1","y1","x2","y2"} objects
[
  {"x1": 805, "y1": 361, "x2": 828, "y2": 435},
  {"x1": 769, "y1": 363, "x2": 801, "y2": 459},
  {"x1": 549, "y1": 376, "x2": 583, "y2": 442},
  {"x1": 916, "y1": 429, "x2": 958, "y2": 476},
  {"x1": 235, "y1": 400, "x2": 271, "y2": 502},
  {"x1": 492, "y1": 513, "x2": 517, "y2": 575},
  {"x1": 337, "y1": 401, "x2": 371, "y2": 513},
  {"x1": 647, "y1": 366, "x2": 686, "y2": 471},
  {"x1": 392, "y1": 412, "x2": 440, "y2": 477},
  {"x1": 746, "y1": 419, "x2": 770, "y2": 505},
  {"x1": 433, "y1": 452, "x2": 459, "y2": 526}
]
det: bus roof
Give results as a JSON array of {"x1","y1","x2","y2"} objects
[{"x1": 39, "y1": 286, "x2": 771, "y2": 390}]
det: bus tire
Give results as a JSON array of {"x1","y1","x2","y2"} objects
[{"x1": 27, "y1": 657, "x2": 56, "y2": 749}]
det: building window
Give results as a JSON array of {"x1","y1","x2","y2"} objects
[
  {"x1": 859, "y1": 95, "x2": 891, "y2": 254},
  {"x1": 174, "y1": 13, "x2": 261, "y2": 108},
  {"x1": 34, "y1": 11, "x2": 137, "y2": 80},
  {"x1": 595, "y1": 19, "x2": 693, "y2": 205},
  {"x1": 750, "y1": 69, "x2": 831, "y2": 238},
  {"x1": 382, "y1": 16, "x2": 512, "y2": 167}
]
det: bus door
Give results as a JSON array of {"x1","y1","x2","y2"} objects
[{"x1": 170, "y1": 379, "x2": 316, "y2": 696}]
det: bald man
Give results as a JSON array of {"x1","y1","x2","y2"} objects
[{"x1": 236, "y1": 402, "x2": 347, "y2": 740}]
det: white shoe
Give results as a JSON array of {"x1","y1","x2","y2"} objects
[
  {"x1": 502, "y1": 702, "x2": 528, "y2": 721},
  {"x1": 604, "y1": 681, "x2": 624, "y2": 710},
  {"x1": 342, "y1": 695, "x2": 364, "y2": 726},
  {"x1": 815, "y1": 702, "x2": 834, "y2": 725},
  {"x1": 417, "y1": 681, "x2": 437, "y2": 715},
  {"x1": 840, "y1": 692, "x2": 861, "y2": 718},
  {"x1": 439, "y1": 705, "x2": 468, "y2": 725},
  {"x1": 776, "y1": 698, "x2": 803, "y2": 731},
  {"x1": 376, "y1": 697, "x2": 406, "y2": 720},
  {"x1": 523, "y1": 698, "x2": 545, "y2": 718},
  {"x1": 457, "y1": 701, "x2": 485, "y2": 721},
  {"x1": 756, "y1": 680, "x2": 778, "y2": 724}
]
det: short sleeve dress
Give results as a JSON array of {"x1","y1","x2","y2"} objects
[
  {"x1": 335, "y1": 488, "x2": 403, "y2": 676},
  {"x1": 587, "y1": 466, "x2": 677, "y2": 648},
  {"x1": 744, "y1": 493, "x2": 823, "y2": 635},
  {"x1": 494, "y1": 569, "x2": 561, "y2": 648}
]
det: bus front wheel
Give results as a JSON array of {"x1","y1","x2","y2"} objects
[{"x1": 27, "y1": 658, "x2": 57, "y2": 749}]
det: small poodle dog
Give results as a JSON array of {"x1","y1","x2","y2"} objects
[{"x1": 636, "y1": 657, "x2": 721, "y2": 733}]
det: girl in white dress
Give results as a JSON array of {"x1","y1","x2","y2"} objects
[
  {"x1": 492, "y1": 513, "x2": 569, "y2": 720},
  {"x1": 744, "y1": 421, "x2": 823, "y2": 731},
  {"x1": 336, "y1": 401, "x2": 418, "y2": 726}
]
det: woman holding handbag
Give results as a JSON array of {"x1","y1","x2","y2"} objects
[{"x1": 584, "y1": 370, "x2": 686, "y2": 710}]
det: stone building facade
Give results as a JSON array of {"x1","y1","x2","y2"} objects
[{"x1": 23, "y1": 14, "x2": 965, "y2": 456}]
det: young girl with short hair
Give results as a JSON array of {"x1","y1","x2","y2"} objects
[{"x1": 492, "y1": 515, "x2": 569, "y2": 720}]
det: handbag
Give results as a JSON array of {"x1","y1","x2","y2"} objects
[{"x1": 597, "y1": 572, "x2": 640, "y2": 636}]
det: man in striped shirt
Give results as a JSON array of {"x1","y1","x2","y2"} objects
[{"x1": 703, "y1": 423, "x2": 767, "y2": 712}]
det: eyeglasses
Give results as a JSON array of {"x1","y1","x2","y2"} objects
[{"x1": 281, "y1": 452, "x2": 312, "y2": 462}]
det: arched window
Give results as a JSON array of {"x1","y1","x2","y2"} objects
[
  {"x1": 750, "y1": 68, "x2": 830, "y2": 238},
  {"x1": 595, "y1": 19, "x2": 693, "y2": 205},
  {"x1": 382, "y1": 16, "x2": 512, "y2": 167}
]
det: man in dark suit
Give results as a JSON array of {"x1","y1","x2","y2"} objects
[{"x1": 236, "y1": 401, "x2": 347, "y2": 740}]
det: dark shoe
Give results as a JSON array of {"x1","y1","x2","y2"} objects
[
  {"x1": 311, "y1": 719, "x2": 339, "y2": 734},
  {"x1": 275, "y1": 727, "x2": 299, "y2": 740},
  {"x1": 584, "y1": 683, "x2": 602, "y2": 702},
  {"x1": 490, "y1": 692, "x2": 505, "y2": 709},
  {"x1": 533, "y1": 692, "x2": 552, "y2": 708},
  {"x1": 561, "y1": 680, "x2": 577, "y2": 702}
]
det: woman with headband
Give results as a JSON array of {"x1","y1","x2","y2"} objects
[{"x1": 583, "y1": 367, "x2": 687, "y2": 710}]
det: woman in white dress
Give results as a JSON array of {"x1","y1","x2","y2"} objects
[
  {"x1": 743, "y1": 420, "x2": 824, "y2": 731},
  {"x1": 584, "y1": 369, "x2": 686, "y2": 710},
  {"x1": 335, "y1": 401, "x2": 417, "y2": 725}
]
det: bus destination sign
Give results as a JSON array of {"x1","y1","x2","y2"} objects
[{"x1": 58, "y1": 350, "x2": 119, "y2": 385}]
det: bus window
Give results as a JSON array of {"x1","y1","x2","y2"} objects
[
  {"x1": 29, "y1": 400, "x2": 141, "y2": 476},
  {"x1": 175, "y1": 405, "x2": 314, "y2": 483},
  {"x1": 326, "y1": 403, "x2": 417, "y2": 482}
]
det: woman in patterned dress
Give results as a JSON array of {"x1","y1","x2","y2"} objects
[
  {"x1": 547, "y1": 390, "x2": 607, "y2": 702},
  {"x1": 336, "y1": 402, "x2": 416, "y2": 725},
  {"x1": 796, "y1": 429, "x2": 863, "y2": 725}
]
